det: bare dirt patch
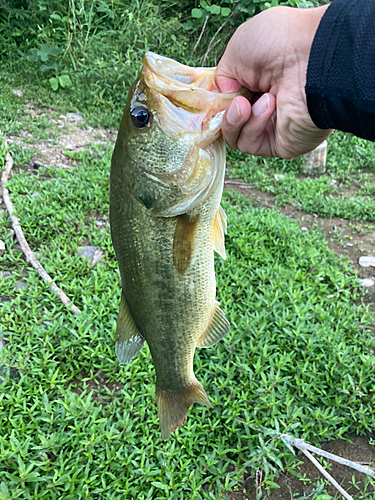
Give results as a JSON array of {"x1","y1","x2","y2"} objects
[
  {"x1": 69, "y1": 369, "x2": 124, "y2": 401},
  {"x1": 7, "y1": 102, "x2": 116, "y2": 169},
  {"x1": 222, "y1": 437, "x2": 375, "y2": 500},
  {"x1": 245, "y1": 437, "x2": 375, "y2": 500}
]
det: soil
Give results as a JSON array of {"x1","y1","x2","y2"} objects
[
  {"x1": 70, "y1": 369, "x2": 124, "y2": 403},
  {"x1": 4, "y1": 100, "x2": 375, "y2": 499}
]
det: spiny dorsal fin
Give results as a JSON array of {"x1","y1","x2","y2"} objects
[
  {"x1": 197, "y1": 301, "x2": 230, "y2": 348},
  {"x1": 115, "y1": 293, "x2": 144, "y2": 364},
  {"x1": 156, "y1": 379, "x2": 212, "y2": 440},
  {"x1": 212, "y1": 206, "x2": 227, "y2": 260},
  {"x1": 173, "y1": 213, "x2": 200, "y2": 275}
]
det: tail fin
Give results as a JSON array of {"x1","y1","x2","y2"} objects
[{"x1": 156, "y1": 380, "x2": 212, "y2": 440}]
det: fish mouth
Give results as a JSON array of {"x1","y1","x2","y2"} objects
[{"x1": 142, "y1": 52, "x2": 247, "y2": 116}]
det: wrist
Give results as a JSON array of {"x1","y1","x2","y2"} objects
[{"x1": 302, "y1": 5, "x2": 329, "y2": 60}]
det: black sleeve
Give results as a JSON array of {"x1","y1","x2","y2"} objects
[{"x1": 305, "y1": 0, "x2": 375, "y2": 141}]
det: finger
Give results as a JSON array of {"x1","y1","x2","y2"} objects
[
  {"x1": 214, "y1": 46, "x2": 242, "y2": 93},
  {"x1": 221, "y1": 96, "x2": 251, "y2": 150},
  {"x1": 236, "y1": 93, "x2": 277, "y2": 157},
  {"x1": 215, "y1": 75, "x2": 243, "y2": 94}
]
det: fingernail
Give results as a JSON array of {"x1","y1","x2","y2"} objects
[
  {"x1": 227, "y1": 101, "x2": 241, "y2": 125},
  {"x1": 252, "y1": 94, "x2": 269, "y2": 116}
]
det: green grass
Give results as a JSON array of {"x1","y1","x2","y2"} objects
[
  {"x1": 1, "y1": 138, "x2": 374, "y2": 498},
  {"x1": 0, "y1": 0, "x2": 193, "y2": 131},
  {"x1": 227, "y1": 132, "x2": 375, "y2": 221}
]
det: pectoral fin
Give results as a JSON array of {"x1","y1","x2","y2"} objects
[
  {"x1": 173, "y1": 213, "x2": 200, "y2": 275},
  {"x1": 115, "y1": 293, "x2": 144, "y2": 364},
  {"x1": 213, "y1": 206, "x2": 227, "y2": 260},
  {"x1": 197, "y1": 302, "x2": 230, "y2": 348}
]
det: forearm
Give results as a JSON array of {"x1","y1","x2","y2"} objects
[{"x1": 306, "y1": 0, "x2": 375, "y2": 141}]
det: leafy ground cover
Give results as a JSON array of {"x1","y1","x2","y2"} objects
[
  {"x1": 1, "y1": 1, "x2": 375, "y2": 497},
  {"x1": 1, "y1": 83, "x2": 375, "y2": 499},
  {"x1": 227, "y1": 133, "x2": 375, "y2": 222}
]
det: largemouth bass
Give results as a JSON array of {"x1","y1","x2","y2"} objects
[{"x1": 110, "y1": 53, "x2": 242, "y2": 440}]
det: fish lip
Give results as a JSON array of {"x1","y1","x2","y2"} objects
[
  {"x1": 142, "y1": 52, "x2": 250, "y2": 115},
  {"x1": 143, "y1": 52, "x2": 216, "y2": 91}
]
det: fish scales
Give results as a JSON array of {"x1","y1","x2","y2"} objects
[{"x1": 110, "y1": 52, "x2": 244, "y2": 439}]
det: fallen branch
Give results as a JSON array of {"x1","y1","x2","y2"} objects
[
  {"x1": 224, "y1": 180, "x2": 255, "y2": 188},
  {"x1": 281, "y1": 434, "x2": 375, "y2": 500},
  {"x1": 1, "y1": 142, "x2": 81, "y2": 314}
]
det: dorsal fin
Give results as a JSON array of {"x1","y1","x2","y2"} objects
[
  {"x1": 197, "y1": 302, "x2": 230, "y2": 348},
  {"x1": 212, "y1": 206, "x2": 227, "y2": 260},
  {"x1": 115, "y1": 293, "x2": 144, "y2": 364}
]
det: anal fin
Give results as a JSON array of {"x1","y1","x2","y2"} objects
[
  {"x1": 115, "y1": 293, "x2": 144, "y2": 364},
  {"x1": 197, "y1": 301, "x2": 230, "y2": 348},
  {"x1": 213, "y1": 206, "x2": 227, "y2": 260}
]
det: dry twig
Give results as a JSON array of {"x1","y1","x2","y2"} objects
[
  {"x1": 1, "y1": 141, "x2": 81, "y2": 314},
  {"x1": 201, "y1": 16, "x2": 231, "y2": 66},
  {"x1": 192, "y1": 15, "x2": 208, "y2": 55},
  {"x1": 224, "y1": 180, "x2": 256, "y2": 188}
]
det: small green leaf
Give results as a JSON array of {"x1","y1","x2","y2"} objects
[
  {"x1": 27, "y1": 49, "x2": 39, "y2": 62},
  {"x1": 38, "y1": 44, "x2": 63, "y2": 61},
  {"x1": 48, "y1": 45, "x2": 63, "y2": 56},
  {"x1": 58, "y1": 75, "x2": 72, "y2": 88},
  {"x1": 25, "y1": 472, "x2": 41, "y2": 482},
  {"x1": 151, "y1": 481, "x2": 168, "y2": 492},
  {"x1": 0, "y1": 482, "x2": 10, "y2": 498},
  {"x1": 191, "y1": 8, "x2": 203, "y2": 18},
  {"x1": 221, "y1": 7, "x2": 231, "y2": 17},
  {"x1": 182, "y1": 20, "x2": 193, "y2": 30},
  {"x1": 49, "y1": 77, "x2": 59, "y2": 91},
  {"x1": 210, "y1": 4, "x2": 221, "y2": 14}
]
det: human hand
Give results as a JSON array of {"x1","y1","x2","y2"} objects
[{"x1": 214, "y1": 6, "x2": 332, "y2": 159}]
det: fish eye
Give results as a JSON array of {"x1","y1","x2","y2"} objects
[{"x1": 131, "y1": 106, "x2": 151, "y2": 129}]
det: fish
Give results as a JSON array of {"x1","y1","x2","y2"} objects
[{"x1": 110, "y1": 52, "x2": 243, "y2": 440}]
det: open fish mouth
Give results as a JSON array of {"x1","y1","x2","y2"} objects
[{"x1": 143, "y1": 52, "x2": 223, "y2": 112}]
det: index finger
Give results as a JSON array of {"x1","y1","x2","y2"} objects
[
  {"x1": 215, "y1": 75, "x2": 243, "y2": 94},
  {"x1": 214, "y1": 52, "x2": 243, "y2": 93}
]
